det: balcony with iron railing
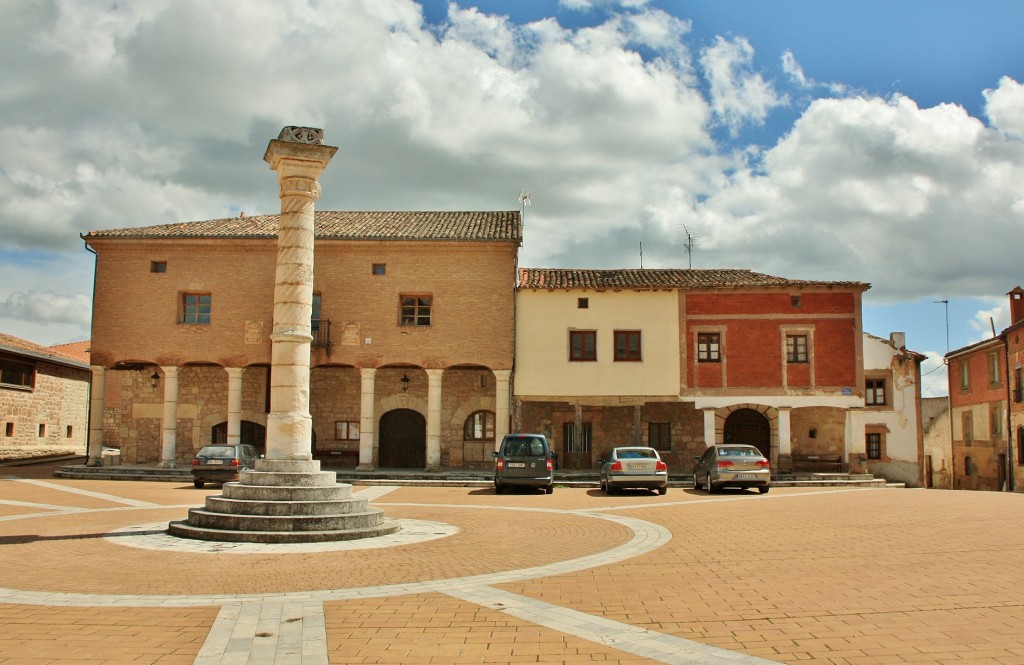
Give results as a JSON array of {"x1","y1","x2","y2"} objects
[{"x1": 311, "y1": 319, "x2": 331, "y2": 354}]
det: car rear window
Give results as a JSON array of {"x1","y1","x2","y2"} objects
[
  {"x1": 719, "y1": 447, "x2": 761, "y2": 457},
  {"x1": 198, "y1": 446, "x2": 236, "y2": 458},
  {"x1": 617, "y1": 449, "x2": 657, "y2": 459},
  {"x1": 503, "y1": 437, "x2": 546, "y2": 457}
]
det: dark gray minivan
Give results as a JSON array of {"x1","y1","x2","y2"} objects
[{"x1": 493, "y1": 433, "x2": 556, "y2": 494}]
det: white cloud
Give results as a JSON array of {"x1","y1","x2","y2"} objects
[
  {"x1": 984, "y1": 76, "x2": 1024, "y2": 137},
  {"x1": 781, "y1": 49, "x2": 847, "y2": 95},
  {"x1": 699, "y1": 36, "x2": 786, "y2": 135},
  {"x1": 0, "y1": 290, "x2": 91, "y2": 327}
]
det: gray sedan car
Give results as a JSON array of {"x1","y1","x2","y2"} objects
[
  {"x1": 191, "y1": 444, "x2": 259, "y2": 488},
  {"x1": 599, "y1": 446, "x2": 668, "y2": 495},
  {"x1": 693, "y1": 444, "x2": 770, "y2": 494}
]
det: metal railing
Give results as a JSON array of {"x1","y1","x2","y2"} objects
[{"x1": 311, "y1": 319, "x2": 331, "y2": 353}]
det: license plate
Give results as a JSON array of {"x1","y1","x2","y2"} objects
[
  {"x1": 736, "y1": 473, "x2": 757, "y2": 480},
  {"x1": 207, "y1": 459, "x2": 224, "y2": 465},
  {"x1": 627, "y1": 464, "x2": 646, "y2": 471},
  {"x1": 507, "y1": 462, "x2": 525, "y2": 468}
]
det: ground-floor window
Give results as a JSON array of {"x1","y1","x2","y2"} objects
[
  {"x1": 648, "y1": 422, "x2": 671, "y2": 450},
  {"x1": 464, "y1": 410, "x2": 495, "y2": 441}
]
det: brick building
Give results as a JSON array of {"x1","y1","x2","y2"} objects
[
  {"x1": 82, "y1": 211, "x2": 520, "y2": 469},
  {"x1": 945, "y1": 287, "x2": 1024, "y2": 492},
  {"x1": 0, "y1": 333, "x2": 90, "y2": 450},
  {"x1": 513, "y1": 268, "x2": 879, "y2": 474}
]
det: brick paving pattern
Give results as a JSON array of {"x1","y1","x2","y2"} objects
[{"x1": 2, "y1": 461, "x2": 1024, "y2": 664}]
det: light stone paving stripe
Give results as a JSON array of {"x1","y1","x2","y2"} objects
[
  {"x1": 0, "y1": 499, "x2": 87, "y2": 512},
  {"x1": 3, "y1": 477, "x2": 161, "y2": 507},
  {"x1": 194, "y1": 601, "x2": 329, "y2": 665},
  {"x1": 445, "y1": 585, "x2": 782, "y2": 665},
  {"x1": 351, "y1": 485, "x2": 401, "y2": 501}
]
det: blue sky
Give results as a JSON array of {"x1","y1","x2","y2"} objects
[{"x1": 1, "y1": 0, "x2": 1023, "y2": 396}]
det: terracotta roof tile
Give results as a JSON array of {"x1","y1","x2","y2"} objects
[
  {"x1": 49, "y1": 340, "x2": 92, "y2": 364},
  {"x1": 0, "y1": 333, "x2": 90, "y2": 369},
  {"x1": 517, "y1": 268, "x2": 869, "y2": 291},
  {"x1": 83, "y1": 211, "x2": 522, "y2": 243}
]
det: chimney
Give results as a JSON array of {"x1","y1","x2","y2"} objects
[
  {"x1": 1009, "y1": 287, "x2": 1024, "y2": 326},
  {"x1": 890, "y1": 332, "x2": 906, "y2": 350}
]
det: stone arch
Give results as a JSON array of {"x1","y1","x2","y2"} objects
[{"x1": 720, "y1": 404, "x2": 779, "y2": 464}]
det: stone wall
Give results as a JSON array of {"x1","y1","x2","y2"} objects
[{"x1": 0, "y1": 360, "x2": 89, "y2": 450}]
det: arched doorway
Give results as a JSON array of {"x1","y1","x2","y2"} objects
[
  {"x1": 379, "y1": 409, "x2": 426, "y2": 468},
  {"x1": 211, "y1": 420, "x2": 267, "y2": 454},
  {"x1": 723, "y1": 408, "x2": 771, "y2": 460}
]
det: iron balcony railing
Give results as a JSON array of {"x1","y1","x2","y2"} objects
[{"x1": 311, "y1": 319, "x2": 331, "y2": 353}]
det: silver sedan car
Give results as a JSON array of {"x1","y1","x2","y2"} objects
[
  {"x1": 693, "y1": 444, "x2": 770, "y2": 494},
  {"x1": 599, "y1": 446, "x2": 668, "y2": 495}
]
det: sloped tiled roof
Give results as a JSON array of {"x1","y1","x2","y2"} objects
[
  {"x1": 0, "y1": 333, "x2": 90, "y2": 369},
  {"x1": 83, "y1": 211, "x2": 522, "y2": 243},
  {"x1": 517, "y1": 268, "x2": 869, "y2": 291},
  {"x1": 49, "y1": 340, "x2": 92, "y2": 364}
]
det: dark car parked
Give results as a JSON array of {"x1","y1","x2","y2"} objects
[
  {"x1": 191, "y1": 444, "x2": 259, "y2": 488},
  {"x1": 493, "y1": 433, "x2": 556, "y2": 494}
]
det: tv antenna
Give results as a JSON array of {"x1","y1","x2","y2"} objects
[
  {"x1": 518, "y1": 189, "x2": 532, "y2": 225},
  {"x1": 681, "y1": 224, "x2": 698, "y2": 268}
]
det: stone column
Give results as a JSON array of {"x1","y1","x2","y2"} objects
[
  {"x1": 358, "y1": 368, "x2": 377, "y2": 470},
  {"x1": 225, "y1": 367, "x2": 244, "y2": 446},
  {"x1": 158, "y1": 366, "x2": 179, "y2": 468},
  {"x1": 263, "y1": 128, "x2": 338, "y2": 461},
  {"x1": 702, "y1": 408, "x2": 717, "y2": 447},
  {"x1": 493, "y1": 370, "x2": 511, "y2": 450},
  {"x1": 425, "y1": 369, "x2": 444, "y2": 470},
  {"x1": 633, "y1": 405, "x2": 643, "y2": 445},
  {"x1": 86, "y1": 365, "x2": 105, "y2": 466},
  {"x1": 776, "y1": 407, "x2": 792, "y2": 471}
]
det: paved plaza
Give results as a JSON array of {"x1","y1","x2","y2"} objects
[{"x1": 1, "y1": 462, "x2": 1024, "y2": 664}]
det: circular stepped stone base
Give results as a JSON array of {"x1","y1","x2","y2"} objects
[{"x1": 169, "y1": 459, "x2": 399, "y2": 544}]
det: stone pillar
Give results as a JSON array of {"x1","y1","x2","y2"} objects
[
  {"x1": 263, "y1": 128, "x2": 338, "y2": 461},
  {"x1": 225, "y1": 367, "x2": 244, "y2": 446},
  {"x1": 86, "y1": 365, "x2": 106, "y2": 466},
  {"x1": 633, "y1": 405, "x2": 643, "y2": 445},
  {"x1": 358, "y1": 368, "x2": 377, "y2": 470},
  {"x1": 426, "y1": 369, "x2": 444, "y2": 470},
  {"x1": 777, "y1": 407, "x2": 792, "y2": 471},
  {"x1": 493, "y1": 370, "x2": 511, "y2": 450},
  {"x1": 702, "y1": 408, "x2": 717, "y2": 447},
  {"x1": 159, "y1": 366, "x2": 179, "y2": 468}
]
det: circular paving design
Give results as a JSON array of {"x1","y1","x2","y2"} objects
[{"x1": 0, "y1": 501, "x2": 669, "y2": 604}]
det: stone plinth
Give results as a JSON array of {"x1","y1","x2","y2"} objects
[{"x1": 169, "y1": 459, "x2": 398, "y2": 543}]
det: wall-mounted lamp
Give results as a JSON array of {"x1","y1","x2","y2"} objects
[
  {"x1": 151, "y1": 370, "x2": 161, "y2": 389},
  {"x1": 400, "y1": 373, "x2": 410, "y2": 392}
]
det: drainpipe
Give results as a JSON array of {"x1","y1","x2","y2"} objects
[
  {"x1": 80, "y1": 234, "x2": 101, "y2": 465},
  {"x1": 1004, "y1": 335, "x2": 1014, "y2": 492}
]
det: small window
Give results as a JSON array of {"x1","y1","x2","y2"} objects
[
  {"x1": 786, "y1": 335, "x2": 808, "y2": 363},
  {"x1": 960, "y1": 360, "x2": 970, "y2": 390},
  {"x1": 464, "y1": 411, "x2": 496, "y2": 441},
  {"x1": 182, "y1": 293, "x2": 211, "y2": 325},
  {"x1": 0, "y1": 360, "x2": 34, "y2": 389},
  {"x1": 613, "y1": 331, "x2": 642, "y2": 362},
  {"x1": 569, "y1": 330, "x2": 597, "y2": 361},
  {"x1": 4, "y1": 423, "x2": 12, "y2": 437},
  {"x1": 399, "y1": 295, "x2": 432, "y2": 326},
  {"x1": 150, "y1": 261, "x2": 167, "y2": 273},
  {"x1": 649, "y1": 422, "x2": 671, "y2": 450},
  {"x1": 791, "y1": 295, "x2": 802, "y2": 308},
  {"x1": 989, "y1": 353, "x2": 1000, "y2": 385},
  {"x1": 866, "y1": 432, "x2": 882, "y2": 459},
  {"x1": 866, "y1": 378, "x2": 886, "y2": 406},
  {"x1": 334, "y1": 421, "x2": 359, "y2": 441},
  {"x1": 372, "y1": 264, "x2": 386, "y2": 275},
  {"x1": 563, "y1": 422, "x2": 592, "y2": 454},
  {"x1": 991, "y1": 405, "x2": 1003, "y2": 437},
  {"x1": 38, "y1": 423, "x2": 45, "y2": 437},
  {"x1": 697, "y1": 333, "x2": 721, "y2": 362},
  {"x1": 1017, "y1": 428, "x2": 1024, "y2": 465},
  {"x1": 964, "y1": 455, "x2": 974, "y2": 476},
  {"x1": 963, "y1": 412, "x2": 974, "y2": 443},
  {"x1": 578, "y1": 298, "x2": 589, "y2": 309},
  {"x1": 66, "y1": 425, "x2": 73, "y2": 438},
  {"x1": 311, "y1": 293, "x2": 322, "y2": 335}
]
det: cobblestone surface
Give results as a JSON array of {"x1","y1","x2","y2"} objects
[{"x1": 2, "y1": 461, "x2": 1024, "y2": 664}]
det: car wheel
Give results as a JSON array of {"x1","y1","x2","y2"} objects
[
  {"x1": 193, "y1": 479, "x2": 204, "y2": 489},
  {"x1": 545, "y1": 485, "x2": 554, "y2": 494},
  {"x1": 658, "y1": 485, "x2": 667, "y2": 496},
  {"x1": 706, "y1": 473, "x2": 717, "y2": 494},
  {"x1": 759, "y1": 485, "x2": 770, "y2": 494},
  {"x1": 693, "y1": 475, "x2": 702, "y2": 490},
  {"x1": 600, "y1": 479, "x2": 606, "y2": 492}
]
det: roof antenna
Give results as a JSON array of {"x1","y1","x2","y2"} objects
[
  {"x1": 518, "y1": 189, "x2": 532, "y2": 225},
  {"x1": 640, "y1": 241, "x2": 643, "y2": 269},
  {"x1": 681, "y1": 224, "x2": 698, "y2": 269}
]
